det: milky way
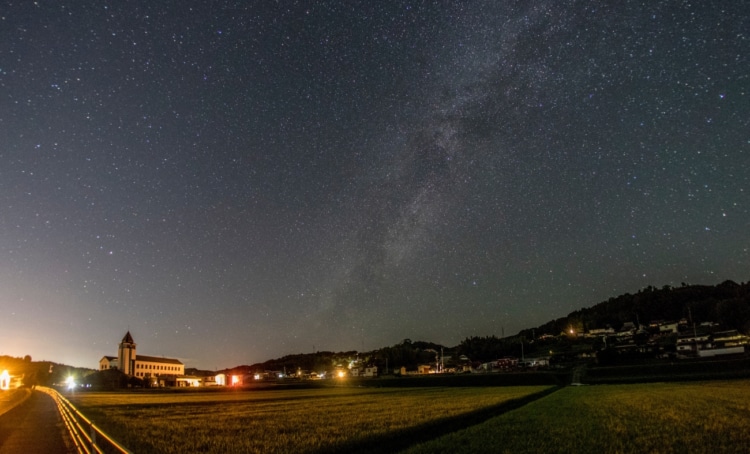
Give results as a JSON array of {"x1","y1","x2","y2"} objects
[{"x1": 1, "y1": 1, "x2": 747, "y2": 368}]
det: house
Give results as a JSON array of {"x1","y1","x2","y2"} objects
[
  {"x1": 100, "y1": 356, "x2": 118, "y2": 370},
  {"x1": 712, "y1": 330, "x2": 749, "y2": 348},
  {"x1": 494, "y1": 357, "x2": 518, "y2": 370},
  {"x1": 617, "y1": 322, "x2": 637, "y2": 337},
  {"x1": 676, "y1": 333, "x2": 711, "y2": 354},
  {"x1": 523, "y1": 357, "x2": 550, "y2": 368},
  {"x1": 697, "y1": 346, "x2": 745, "y2": 358},
  {"x1": 176, "y1": 376, "x2": 203, "y2": 387},
  {"x1": 658, "y1": 321, "x2": 680, "y2": 334},
  {"x1": 588, "y1": 328, "x2": 615, "y2": 336},
  {"x1": 695, "y1": 330, "x2": 749, "y2": 357}
]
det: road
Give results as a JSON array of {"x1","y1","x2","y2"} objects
[
  {"x1": 0, "y1": 389, "x2": 75, "y2": 454},
  {"x1": 0, "y1": 389, "x2": 30, "y2": 417}
]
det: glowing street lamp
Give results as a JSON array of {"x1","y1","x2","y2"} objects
[
  {"x1": 1, "y1": 370, "x2": 10, "y2": 390},
  {"x1": 66, "y1": 376, "x2": 76, "y2": 390}
]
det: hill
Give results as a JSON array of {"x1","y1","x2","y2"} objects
[
  {"x1": 0, "y1": 355, "x2": 94, "y2": 388},
  {"x1": 225, "y1": 280, "x2": 750, "y2": 375},
  {"x1": 518, "y1": 280, "x2": 750, "y2": 338},
  {"x1": 5, "y1": 280, "x2": 747, "y2": 378}
]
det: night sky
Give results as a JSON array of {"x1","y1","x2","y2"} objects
[{"x1": 1, "y1": 1, "x2": 748, "y2": 370}]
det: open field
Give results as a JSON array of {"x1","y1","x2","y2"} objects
[
  {"x1": 405, "y1": 380, "x2": 750, "y2": 454},
  {"x1": 66, "y1": 385, "x2": 552, "y2": 453},
  {"x1": 64, "y1": 380, "x2": 750, "y2": 453}
]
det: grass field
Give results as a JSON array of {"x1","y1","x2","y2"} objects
[
  {"x1": 67, "y1": 385, "x2": 551, "y2": 453},
  {"x1": 405, "y1": 380, "x2": 750, "y2": 454},
  {"x1": 66, "y1": 380, "x2": 750, "y2": 453}
]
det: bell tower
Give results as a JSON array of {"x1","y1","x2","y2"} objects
[{"x1": 118, "y1": 331, "x2": 137, "y2": 376}]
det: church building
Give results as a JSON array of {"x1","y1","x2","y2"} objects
[{"x1": 99, "y1": 331, "x2": 185, "y2": 383}]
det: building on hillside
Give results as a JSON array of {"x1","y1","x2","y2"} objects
[
  {"x1": 587, "y1": 327, "x2": 615, "y2": 337},
  {"x1": 712, "y1": 330, "x2": 750, "y2": 348},
  {"x1": 676, "y1": 333, "x2": 710, "y2": 354},
  {"x1": 695, "y1": 330, "x2": 749, "y2": 358},
  {"x1": 658, "y1": 320, "x2": 682, "y2": 334},
  {"x1": 99, "y1": 331, "x2": 185, "y2": 386},
  {"x1": 617, "y1": 322, "x2": 637, "y2": 337}
]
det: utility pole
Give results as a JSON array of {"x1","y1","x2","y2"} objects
[{"x1": 689, "y1": 306, "x2": 698, "y2": 354}]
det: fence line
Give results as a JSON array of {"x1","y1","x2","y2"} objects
[{"x1": 38, "y1": 387, "x2": 132, "y2": 454}]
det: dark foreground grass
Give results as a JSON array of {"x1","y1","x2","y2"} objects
[{"x1": 404, "y1": 380, "x2": 750, "y2": 454}]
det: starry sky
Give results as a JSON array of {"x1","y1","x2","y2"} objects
[{"x1": 1, "y1": 1, "x2": 748, "y2": 370}]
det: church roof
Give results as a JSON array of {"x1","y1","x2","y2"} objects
[
  {"x1": 136, "y1": 355, "x2": 184, "y2": 365},
  {"x1": 121, "y1": 331, "x2": 135, "y2": 343}
]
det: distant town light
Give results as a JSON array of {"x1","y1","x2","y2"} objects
[
  {"x1": 66, "y1": 376, "x2": 76, "y2": 390},
  {"x1": 1, "y1": 370, "x2": 10, "y2": 390},
  {"x1": 231, "y1": 375, "x2": 240, "y2": 386},
  {"x1": 337, "y1": 371, "x2": 345, "y2": 378}
]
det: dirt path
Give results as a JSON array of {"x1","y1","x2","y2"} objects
[{"x1": 0, "y1": 390, "x2": 75, "y2": 454}]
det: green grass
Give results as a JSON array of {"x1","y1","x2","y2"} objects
[
  {"x1": 67, "y1": 385, "x2": 550, "y2": 453},
  {"x1": 405, "y1": 380, "x2": 750, "y2": 454}
]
